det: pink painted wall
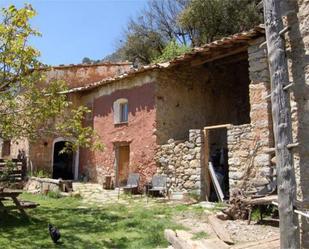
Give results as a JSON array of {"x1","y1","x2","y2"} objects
[{"x1": 79, "y1": 82, "x2": 157, "y2": 186}]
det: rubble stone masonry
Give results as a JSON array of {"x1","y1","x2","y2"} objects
[
  {"x1": 227, "y1": 38, "x2": 274, "y2": 192},
  {"x1": 155, "y1": 130, "x2": 203, "y2": 195}
]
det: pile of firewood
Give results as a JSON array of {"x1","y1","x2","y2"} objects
[{"x1": 222, "y1": 188, "x2": 251, "y2": 220}]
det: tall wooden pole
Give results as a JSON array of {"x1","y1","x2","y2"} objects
[{"x1": 263, "y1": 1, "x2": 300, "y2": 248}]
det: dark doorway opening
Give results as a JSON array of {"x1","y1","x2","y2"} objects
[
  {"x1": 53, "y1": 141, "x2": 74, "y2": 180},
  {"x1": 203, "y1": 126, "x2": 229, "y2": 202}
]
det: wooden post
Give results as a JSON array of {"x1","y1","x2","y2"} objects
[
  {"x1": 203, "y1": 129, "x2": 211, "y2": 201},
  {"x1": 263, "y1": 1, "x2": 300, "y2": 248}
]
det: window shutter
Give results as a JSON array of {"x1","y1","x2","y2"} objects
[
  {"x1": 113, "y1": 101, "x2": 120, "y2": 124},
  {"x1": 124, "y1": 103, "x2": 128, "y2": 122}
]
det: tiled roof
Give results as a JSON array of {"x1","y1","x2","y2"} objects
[{"x1": 62, "y1": 25, "x2": 265, "y2": 94}]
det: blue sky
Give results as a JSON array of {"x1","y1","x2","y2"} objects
[{"x1": 0, "y1": 0, "x2": 147, "y2": 65}]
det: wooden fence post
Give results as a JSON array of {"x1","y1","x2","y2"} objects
[{"x1": 263, "y1": 0, "x2": 300, "y2": 248}]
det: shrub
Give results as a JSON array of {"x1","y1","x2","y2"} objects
[{"x1": 152, "y1": 40, "x2": 191, "y2": 63}]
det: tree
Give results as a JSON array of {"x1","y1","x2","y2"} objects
[
  {"x1": 0, "y1": 5, "x2": 102, "y2": 151},
  {"x1": 115, "y1": 0, "x2": 261, "y2": 64},
  {"x1": 117, "y1": 0, "x2": 189, "y2": 65},
  {"x1": 82, "y1": 57, "x2": 92, "y2": 64},
  {"x1": 179, "y1": 0, "x2": 262, "y2": 44}
]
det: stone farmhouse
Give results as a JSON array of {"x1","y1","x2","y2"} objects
[
  {"x1": 34, "y1": 27, "x2": 272, "y2": 198},
  {"x1": 1, "y1": 1, "x2": 308, "y2": 246},
  {"x1": 5, "y1": 26, "x2": 273, "y2": 198}
]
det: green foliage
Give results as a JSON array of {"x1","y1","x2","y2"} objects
[
  {"x1": 46, "y1": 190, "x2": 62, "y2": 199},
  {"x1": 31, "y1": 169, "x2": 51, "y2": 178},
  {"x1": 0, "y1": 5, "x2": 102, "y2": 151},
  {"x1": 179, "y1": 0, "x2": 262, "y2": 44},
  {"x1": 0, "y1": 193, "x2": 191, "y2": 248},
  {"x1": 0, "y1": 160, "x2": 14, "y2": 182},
  {"x1": 121, "y1": 28, "x2": 164, "y2": 65},
  {"x1": 106, "y1": 0, "x2": 261, "y2": 64},
  {"x1": 82, "y1": 57, "x2": 102, "y2": 64},
  {"x1": 186, "y1": 190, "x2": 201, "y2": 201},
  {"x1": 152, "y1": 40, "x2": 190, "y2": 63}
]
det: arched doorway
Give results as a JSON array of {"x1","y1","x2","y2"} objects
[{"x1": 52, "y1": 139, "x2": 76, "y2": 180}]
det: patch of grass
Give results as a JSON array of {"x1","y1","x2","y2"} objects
[
  {"x1": 187, "y1": 191, "x2": 200, "y2": 201},
  {"x1": 46, "y1": 190, "x2": 62, "y2": 199},
  {"x1": 0, "y1": 193, "x2": 189, "y2": 249},
  {"x1": 192, "y1": 231, "x2": 209, "y2": 240}
]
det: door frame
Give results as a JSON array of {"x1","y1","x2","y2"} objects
[
  {"x1": 113, "y1": 142, "x2": 130, "y2": 187},
  {"x1": 51, "y1": 137, "x2": 79, "y2": 180}
]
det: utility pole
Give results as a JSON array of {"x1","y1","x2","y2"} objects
[{"x1": 262, "y1": 0, "x2": 300, "y2": 248}]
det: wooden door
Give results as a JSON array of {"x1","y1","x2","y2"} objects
[{"x1": 117, "y1": 145, "x2": 130, "y2": 186}]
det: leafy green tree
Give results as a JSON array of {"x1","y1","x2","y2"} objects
[
  {"x1": 116, "y1": 0, "x2": 189, "y2": 65},
  {"x1": 0, "y1": 5, "x2": 102, "y2": 151},
  {"x1": 152, "y1": 40, "x2": 190, "y2": 63},
  {"x1": 179, "y1": 0, "x2": 262, "y2": 44},
  {"x1": 82, "y1": 57, "x2": 92, "y2": 64},
  {"x1": 113, "y1": 0, "x2": 260, "y2": 64}
]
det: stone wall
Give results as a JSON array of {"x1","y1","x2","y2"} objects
[
  {"x1": 155, "y1": 58, "x2": 251, "y2": 144},
  {"x1": 227, "y1": 38, "x2": 273, "y2": 193},
  {"x1": 24, "y1": 177, "x2": 72, "y2": 193},
  {"x1": 227, "y1": 124, "x2": 272, "y2": 191},
  {"x1": 155, "y1": 130, "x2": 204, "y2": 197},
  {"x1": 45, "y1": 62, "x2": 131, "y2": 88}
]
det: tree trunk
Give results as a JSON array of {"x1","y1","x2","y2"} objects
[{"x1": 263, "y1": 1, "x2": 300, "y2": 248}]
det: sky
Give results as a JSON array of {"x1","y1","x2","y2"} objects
[{"x1": 0, "y1": 0, "x2": 148, "y2": 65}]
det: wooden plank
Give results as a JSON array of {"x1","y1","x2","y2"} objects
[
  {"x1": 263, "y1": 1, "x2": 300, "y2": 248},
  {"x1": 208, "y1": 162, "x2": 224, "y2": 202},
  {"x1": 11, "y1": 196, "x2": 27, "y2": 217},
  {"x1": 295, "y1": 199, "x2": 309, "y2": 209},
  {"x1": 191, "y1": 46, "x2": 248, "y2": 67},
  {"x1": 242, "y1": 195, "x2": 278, "y2": 205},
  {"x1": 164, "y1": 229, "x2": 192, "y2": 249},
  {"x1": 232, "y1": 237, "x2": 279, "y2": 249},
  {"x1": 204, "y1": 124, "x2": 232, "y2": 130},
  {"x1": 200, "y1": 238, "x2": 230, "y2": 249},
  {"x1": 208, "y1": 215, "x2": 234, "y2": 245},
  {"x1": 203, "y1": 129, "x2": 211, "y2": 201}
]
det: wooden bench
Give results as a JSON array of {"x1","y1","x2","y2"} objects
[
  {"x1": 19, "y1": 201, "x2": 39, "y2": 209},
  {"x1": 0, "y1": 189, "x2": 39, "y2": 217}
]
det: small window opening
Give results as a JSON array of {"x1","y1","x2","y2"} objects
[
  {"x1": 120, "y1": 102, "x2": 128, "y2": 123},
  {"x1": 114, "y1": 98, "x2": 129, "y2": 124}
]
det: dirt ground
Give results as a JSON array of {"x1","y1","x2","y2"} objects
[{"x1": 174, "y1": 208, "x2": 279, "y2": 245}]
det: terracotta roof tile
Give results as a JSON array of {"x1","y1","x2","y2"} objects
[{"x1": 64, "y1": 25, "x2": 265, "y2": 94}]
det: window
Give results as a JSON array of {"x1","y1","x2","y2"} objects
[
  {"x1": 113, "y1": 98, "x2": 128, "y2": 124},
  {"x1": 120, "y1": 102, "x2": 128, "y2": 123}
]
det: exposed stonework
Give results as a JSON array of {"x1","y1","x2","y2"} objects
[
  {"x1": 227, "y1": 38, "x2": 273, "y2": 194},
  {"x1": 24, "y1": 177, "x2": 70, "y2": 193},
  {"x1": 155, "y1": 58, "x2": 251, "y2": 144},
  {"x1": 227, "y1": 124, "x2": 271, "y2": 191},
  {"x1": 155, "y1": 130, "x2": 203, "y2": 195},
  {"x1": 45, "y1": 63, "x2": 131, "y2": 88}
]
